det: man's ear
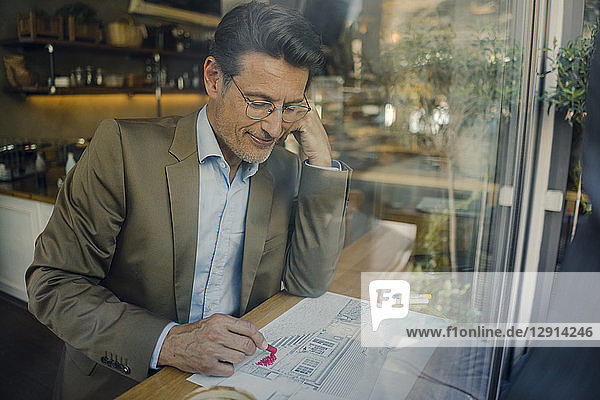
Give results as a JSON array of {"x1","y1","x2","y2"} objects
[{"x1": 203, "y1": 56, "x2": 221, "y2": 98}]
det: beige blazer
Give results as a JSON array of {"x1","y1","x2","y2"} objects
[{"x1": 26, "y1": 110, "x2": 350, "y2": 398}]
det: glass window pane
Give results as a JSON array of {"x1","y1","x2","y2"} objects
[{"x1": 276, "y1": 0, "x2": 537, "y2": 398}]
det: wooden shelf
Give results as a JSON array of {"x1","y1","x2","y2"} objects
[
  {"x1": 0, "y1": 38, "x2": 207, "y2": 59},
  {"x1": 1, "y1": 37, "x2": 207, "y2": 115},
  {"x1": 5, "y1": 86, "x2": 205, "y2": 96}
]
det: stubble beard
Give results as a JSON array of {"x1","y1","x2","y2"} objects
[
  {"x1": 213, "y1": 108, "x2": 274, "y2": 164},
  {"x1": 223, "y1": 128, "x2": 274, "y2": 164}
]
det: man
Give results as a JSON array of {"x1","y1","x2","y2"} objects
[{"x1": 26, "y1": 2, "x2": 350, "y2": 399}]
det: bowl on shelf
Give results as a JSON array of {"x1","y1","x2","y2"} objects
[
  {"x1": 104, "y1": 74, "x2": 125, "y2": 88},
  {"x1": 54, "y1": 76, "x2": 70, "y2": 87}
]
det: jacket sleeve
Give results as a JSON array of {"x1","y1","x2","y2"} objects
[
  {"x1": 26, "y1": 119, "x2": 171, "y2": 382},
  {"x1": 283, "y1": 160, "x2": 351, "y2": 297}
]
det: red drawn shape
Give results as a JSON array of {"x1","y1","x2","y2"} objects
[{"x1": 256, "y1": 353, "x2": 277, "y2": 367}]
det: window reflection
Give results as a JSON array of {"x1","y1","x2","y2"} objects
[
  {"x1": 288, "y1": 0, "x2": 523, "y2": 275},
  {"x1": 275, "y1": 1, "x2": 529, "y2": 397}
]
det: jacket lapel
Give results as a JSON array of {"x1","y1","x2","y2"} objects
[
  {"x1": 239, "y1": 165, "x2": 273, "y2": 315},
  {"x1": 166, "y1": 110, "x2": 199, "y2": 323}
]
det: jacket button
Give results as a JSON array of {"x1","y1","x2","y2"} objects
[{"x1": 123, "y1": 365, "x2": 131, "y2": 374}]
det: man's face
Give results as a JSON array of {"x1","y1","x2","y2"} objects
[{"x1": 211, "y1": 52, "x2": 309, "y2": 164}]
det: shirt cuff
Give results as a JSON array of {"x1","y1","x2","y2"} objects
[
  {"x1": 304, "y1": 159, "x2": 342, "y2": 171},
  {"x1": 150, "y1": 321, "x2": 178, "y2": 370}
]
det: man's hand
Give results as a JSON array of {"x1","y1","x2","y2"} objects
[
  {"x1": 286, "y1": 107, "x2": 332, "y2": 168},
  {"x1": 157, "y1": 314, "x2": 267, "y2": 376}
]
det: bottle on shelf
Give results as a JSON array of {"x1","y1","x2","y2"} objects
[
  {"x1": 85, "y1": 66, "x2": 94, "y2": 86},
  {"x1": 192, "y1": 64, "x2": 201, "y2": 89},
  {"x1": 0, "y1": 163, "x2": 8, "y2": 181},
  {"x1": 95, "y1": 68, "x2": 103, "y2": 86},
  {"x1": 35, "y1": 151, "x2": 46, "y2": 173},
  {"x1": 35, "y1": 151, "x2": 47, "y2": 190},
  {"x1": 66, "y1": 152, "x2": 76, "y2": 175}
]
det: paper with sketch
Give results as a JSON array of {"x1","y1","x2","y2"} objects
[{"x1": 187, "y1": 292, "x2": 444, "y2": 399}]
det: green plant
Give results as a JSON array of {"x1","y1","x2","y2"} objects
[
  {"x1": 542, "y1": 22, "x2": 598, "y2": 124},
  {"x1": 542, "y1": 21, "x2": 598, "y2": 216}
]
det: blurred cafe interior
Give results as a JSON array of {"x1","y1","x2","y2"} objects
[{"x1": 1, "y1": 0, "x2": 599, "y2": 399}]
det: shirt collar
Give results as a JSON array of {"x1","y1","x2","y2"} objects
[{"x1": 196, "y1": 106, "x2": 259, "y2": 182}]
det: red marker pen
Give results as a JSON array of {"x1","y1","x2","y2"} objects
[{"x1": 256, "y1": 344, "x2": 278, "y2": 367}]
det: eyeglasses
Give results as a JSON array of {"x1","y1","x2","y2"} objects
[{"x1": 230, "y1": 76, "x2": 311, "y2": 123}]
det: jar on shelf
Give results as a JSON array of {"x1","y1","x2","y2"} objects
[
  {"x1": 95, "y1": 67, "x2": 103, "y2": 86},
  {"x1": 85, "y1": 65, "x2": 94, "y2": 86},
  {"x1": 71, "y1": 66, "x2": 83, "y2": 87}
]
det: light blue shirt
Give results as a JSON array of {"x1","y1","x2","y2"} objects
[
  {"x1": 150, "y1": 106, "x2": 341, "y2": 368},
  {"x1": 189, "y1": 106, "x2": 259, "y2": 321}
]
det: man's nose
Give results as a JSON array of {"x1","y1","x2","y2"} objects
[{"x1": 260, "y1": 110, "x2": 284, "y2": 139}]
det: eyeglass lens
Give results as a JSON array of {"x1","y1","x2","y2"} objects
[{"x1": 246, "y1": 101, "x2": 309, "y2": 122}]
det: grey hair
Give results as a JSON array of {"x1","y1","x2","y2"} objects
[{"x1": 209, "y1": 1, "x2": 324, "y2": 93}]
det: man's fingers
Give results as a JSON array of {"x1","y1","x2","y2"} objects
[
  {"x1": 202, "y1": 314, "x2": 266, "y2": 351},
  {"x1": 207, "y1": 361, "x2": 235, "y2": 377},
  {"x1": 216, "y1": 347, "x2": 247, "y2": 365},
  {"x1": 227, "y1": 319, "x2": 267, "y2": 350},
  {"x1": 221, "y1": 331, "x2": 261, "y2": 355}
]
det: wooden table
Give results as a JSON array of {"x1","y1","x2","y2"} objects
[{"x1": 117, "y1": 220, "x2": 417, "y2": 399}]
